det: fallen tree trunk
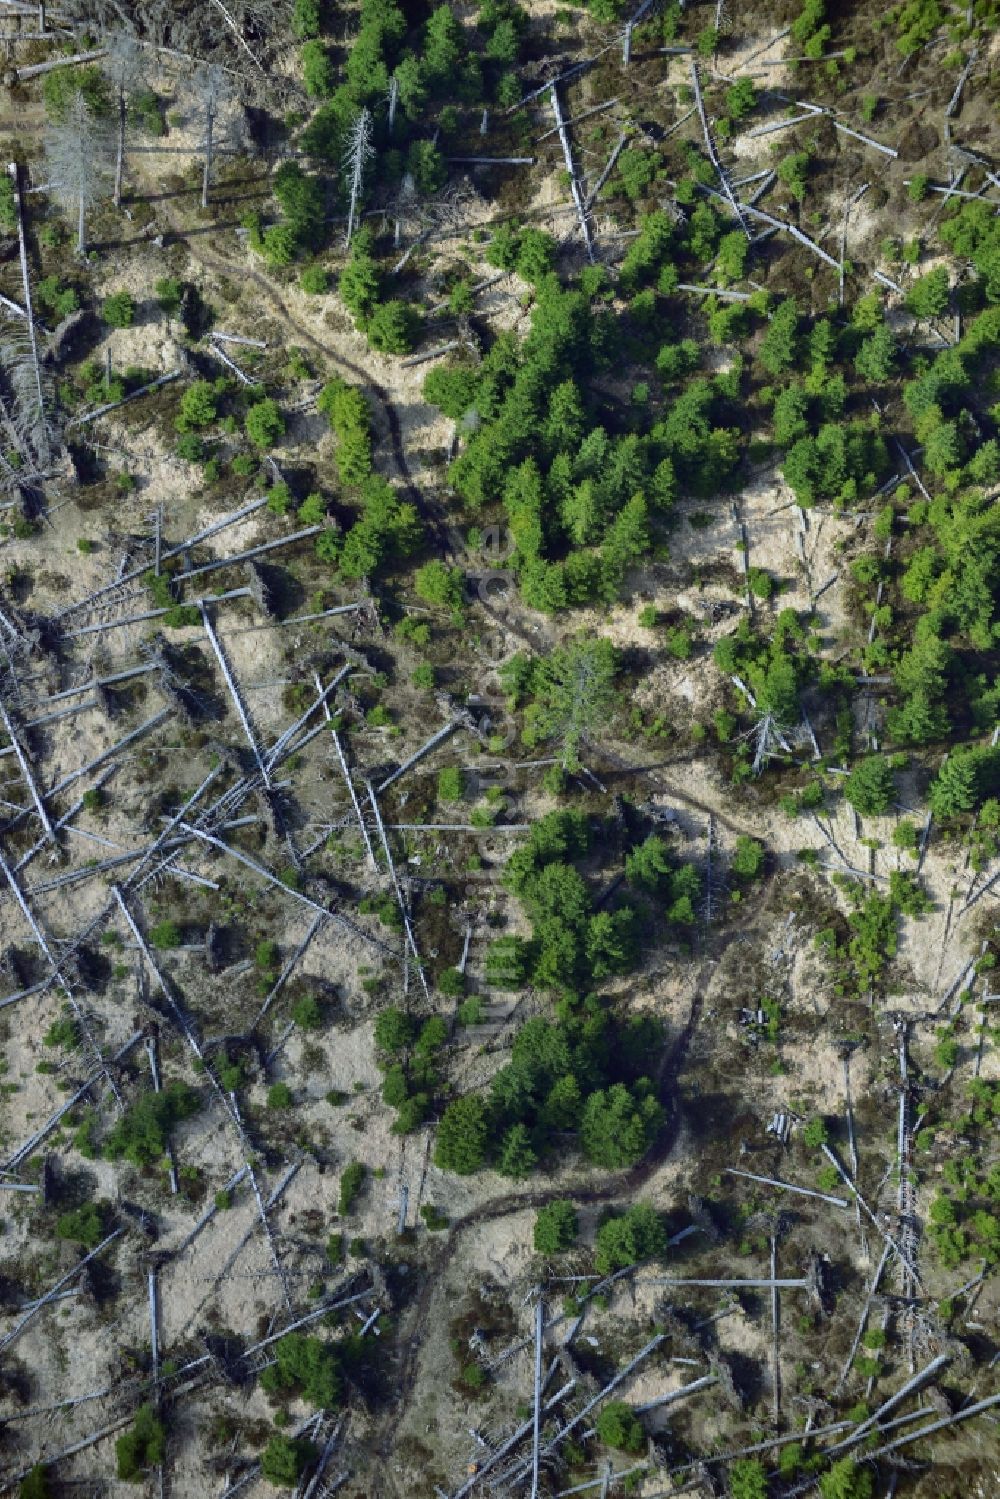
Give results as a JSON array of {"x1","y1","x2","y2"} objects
[
  {"x1": 8, "y1": 162, "x2": 48, "y2": 461},
  {"x1": 65, "y1": 369, "x2": 183, "y2": 429},
  {"x1": 13, "y1": 47, "x2": 105, "y2": 81},
  {"x1": 549, "y1": 85, "x2": 593, "y2": 261}
]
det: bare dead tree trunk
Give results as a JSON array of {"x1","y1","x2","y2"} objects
[
  {"x1": 199, "y1": 601, "x2": 269, "y2": 785},
  {"x1": 14, "y1": 48, "x2": 106, "y2": 82},
  {"x1": 202, "y1": 102, "x2": 214, "y2": 210},
  {"x1": 691, "y1": 61, "x2": 749, "y2": 238},
  {"x1": 450, "y1": 1383, "x2": 576, "y2": 1499},
  {"x1": 0, "y1": 697, "x2": 55, "y2": 842},
  {"x1": 584, "y1": 131, "x2": 627, "y2": 212},
  {"x1": 0, "y1": 1228, "x2": 124, "y2": 1355},
  {"x1": 65, "y1": 368, "x2": 182, "y2": 429},
  {"x1": 344, "y1": 108, "x2": 373, "y2": 248},
  {"x1": 114, "y1": 87, "x2": 125, "y2": 209},
  {"x1": 206, "y1": 0, "x2": 263, "y2": 74},
  {"x1": 46, "y1": 93, "x2": 110, "y2": 269},
  {"x1": 549, "y1": 85, "x2": 592, "y2": 262},
  {"x1": 8, "y1": 163, "x2": 49, "y2": 463},
  {"x1": 530, "y1": 1297, "x2": 543, "y2": 1499}
]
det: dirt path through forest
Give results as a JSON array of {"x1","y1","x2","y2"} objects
[
  {"x1": 144, "y1": 216, "x2": 825, "y2": 1497},
  {"x1": 365, "y1": 945, "x2": 727, "y2": 1494},
  {"x1": 164, "y1": 217, "x2": 457, "y2": 555}
]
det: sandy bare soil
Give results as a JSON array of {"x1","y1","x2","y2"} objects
[{"x1": 0, "y1": 16, "x2": 998, "y2": 1499}]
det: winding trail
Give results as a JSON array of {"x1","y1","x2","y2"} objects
[
  {"x1": 175, "y1": 226, "x2": 579, "y2": 662},
  {"x1": 163, "y1": 224, "x2": 766, "y2": 848},
  {"x1": 177, "y1": 236, "x2": 457, "y2": 560},
  {"x1": 366, "y1": 955, "x2": 720, "y2": 1493},
  {"x1": 166, "y1": 226, "x2": 772, "y2": 1494},
  {"x1": 590, "y1": 741, "x2": 768, "y2": 842}
]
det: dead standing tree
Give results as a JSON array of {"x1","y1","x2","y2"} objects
[
  {"x1": 102, "y1": 33, "x2": 146, "y2": 210},
  {"x1": 44, "y1": 92, "x2": 113, "y2": 256},
  {"x1": 529, "y1": 637, "x2": 618, "y2": 774},
  {"x1": 730, "y1": 675, "x2": 794, "y2": 775},
  {"x1": 344, "y1": 107, "x2": 374, "y2": 248},
  {"x1": 187, "y1": 63, "x2": 235, "y2": 211},
  {"x1": 389, "y1": 172, "x2": 419, "y2": 257}
]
